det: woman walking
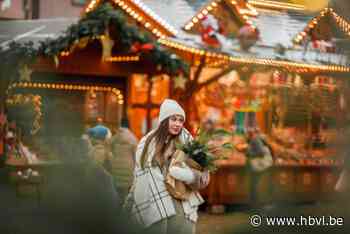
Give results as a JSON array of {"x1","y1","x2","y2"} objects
[{"x1": 127, "y1": 99, "x2": 210, "y2": 234}]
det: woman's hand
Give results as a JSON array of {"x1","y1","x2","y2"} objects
[
  {"x1": 188, "y1": 169, "x2": 210, "y2": 190},
  {"x1": 199, "y1": 170, "x2": 210, "y2": 189}
]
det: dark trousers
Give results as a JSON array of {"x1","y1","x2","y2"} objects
[
  {"x1": 249, "y1": 171, "x2": 261, "y2": 206},
  {"x1": 249, "y1": 169, "x2": 274, "y2": 208}
]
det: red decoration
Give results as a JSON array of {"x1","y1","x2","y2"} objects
[
  {"x1": 312, "y1": 40, "x2": 335, "y2": 53},
  {"x1": 233, "y1": 99, "x2": 241, "y2": 109},
  {"x1": 200, "y1": 16, "x2": 221, "y2": 48},
  {"x1": 131, "y1": 42, "x2": 155, "y2": 53},
  {"x1": 201, "y1": 27, "x2": 220, "y2": 47}
]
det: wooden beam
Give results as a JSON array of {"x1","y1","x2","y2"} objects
[{"x1": 196, "y1": 65, "x2": 237, "y2": 91}]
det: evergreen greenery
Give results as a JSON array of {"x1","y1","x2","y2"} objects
[{"x1": 0, "y1": 2, "x2": 188, "y2": 83}]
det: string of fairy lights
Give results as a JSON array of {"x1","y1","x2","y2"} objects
[
  {"x1": 184, "y1": 0, "x2": 258, "y2": 31},
  {"x1": 57, "y1": 34, "x2": 140, "y2": 63},
  {"x1": 158, "y1": 38, "x2": 350, "y2": 73},
  {"x1": 8, "y1": 82, "x2": 124, "y2": 105},
  {"x1": 6, "y1": 83, "x2": 124, "y2": 135},
  {"x1": 104, "y1": 55, "x2": 140, "y2": 62},
  {"x1": 6, "y1": 94, "x2": 42, "y2": 135},
  {"x1": 82, "y1": 1, "x2": 350, "y2": 73},
  {"x1": 330, "y1": 10, "x2": 350, "y2": 37},
  {"x1": 294, "y1": 8, "x2": 350, "y2": 44},
  {"x1": 85, "y1": 0, "x2": 176, "y2": 38}
]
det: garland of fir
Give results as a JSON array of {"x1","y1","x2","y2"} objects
[{"x1": 0, "y1": 2, "x2": 189, "y2": 78}]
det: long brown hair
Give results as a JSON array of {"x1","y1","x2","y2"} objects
[{"x1": 140, "y1": 117, "x2": 178, "y2": 169}]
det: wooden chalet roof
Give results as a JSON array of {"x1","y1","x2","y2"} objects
[{"x1": 3, "y1": 0, "x2": 348, "y2": 73}]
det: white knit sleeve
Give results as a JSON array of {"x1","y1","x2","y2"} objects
[{"x1": 169, "y1": 162, "x2": 195, "y2": 184}]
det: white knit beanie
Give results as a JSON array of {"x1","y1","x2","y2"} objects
[{"x1": 158, "y1": 99, "x2": 185, "y2": 124}]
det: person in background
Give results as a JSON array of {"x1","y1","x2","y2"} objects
[
  {"x1": 201, "y1": 118, "x2": 223, "y2": 156},
  {"x1": 202, "y1": 118, "x2": 216, "y2": 135},
  {"x1": 110, "y1": 118, "x2": 138, "y2": 199},
  {"x1": 86, "y1": 125, "x2": 113, "y2": 173},
  {"x1": 42, "y1": 136, "x2": 123, "y2": 234},
  {"x1": 335, "y1": 148, "x2": 350, "y2": 194},
  {"x1": 246, "y1": 128, "x2": 273, "y2": 210}
]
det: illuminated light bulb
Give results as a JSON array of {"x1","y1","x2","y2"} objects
[{"x1": 145, "y1": 22, "x2": 151, "y2": 28}]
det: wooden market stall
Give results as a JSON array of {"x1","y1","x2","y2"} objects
[
  {"x1": 0, "y1": 1, "x2": 188, "y2": 179},
  {"x1": 1, "y1": 0, "x2": 350, "y2": 206},
  {"x1": 154, "y1": 0, "x2": 350, "y2": 206}
]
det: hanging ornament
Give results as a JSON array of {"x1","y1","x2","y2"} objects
[
  {"x1": 272, "y1": 70, "x2": 282, "y2": 86},
  {"x1": 340, "y1": 94, "x2": 346, "y2": 110},
  {"x1": 328, "y1": 78, "x2": 336, "y2": 92},
  {"x1": 53, "y1": 55, "x2": 59, "y2": 68},
  {"x1": 238, "y1": 25, "x2": 260, "y2": 51},
  {"x1": 100, "y1": 29, "x2": 115, "y2": 61},
  {"x1": 319, "y1": 76, "x2": 325, "y2": 85},
  {"x1": 19, "y1": 64, "x2": 33, "y2": 82},
  {"x1": 249, "y1": 74, "x2": 258, "y2": 87},
  {"x1": 78, "y1": 37, "x2": 90, "y2": 49},
  {"x1": 311, "y1": 76, "x2": 319, "y2": 89},
  {"x1": 294, "y1": 74, "x2": 303, "y2": 88},
  {"x1": 174, "y1": 75, "x2": 187, "y2": 90},
  {"x1": 287, "y1": 74, "x2": 293, "y2": 87}
]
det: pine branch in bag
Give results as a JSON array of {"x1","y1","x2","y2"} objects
[{"x1": 176, "y1": 128, "x2": 233, "y2": 172}]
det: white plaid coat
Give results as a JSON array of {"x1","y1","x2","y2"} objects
[{"x1": 127, "y1": 128, "x2": 204, "y2": 228}]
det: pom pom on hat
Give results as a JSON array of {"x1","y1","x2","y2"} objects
[
  {"x1": 87, "y1": 125, "x2": 109, "y2": 140},
  {"x1": 158, "y1": 99, "x2": 185, "y2": 124}
]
